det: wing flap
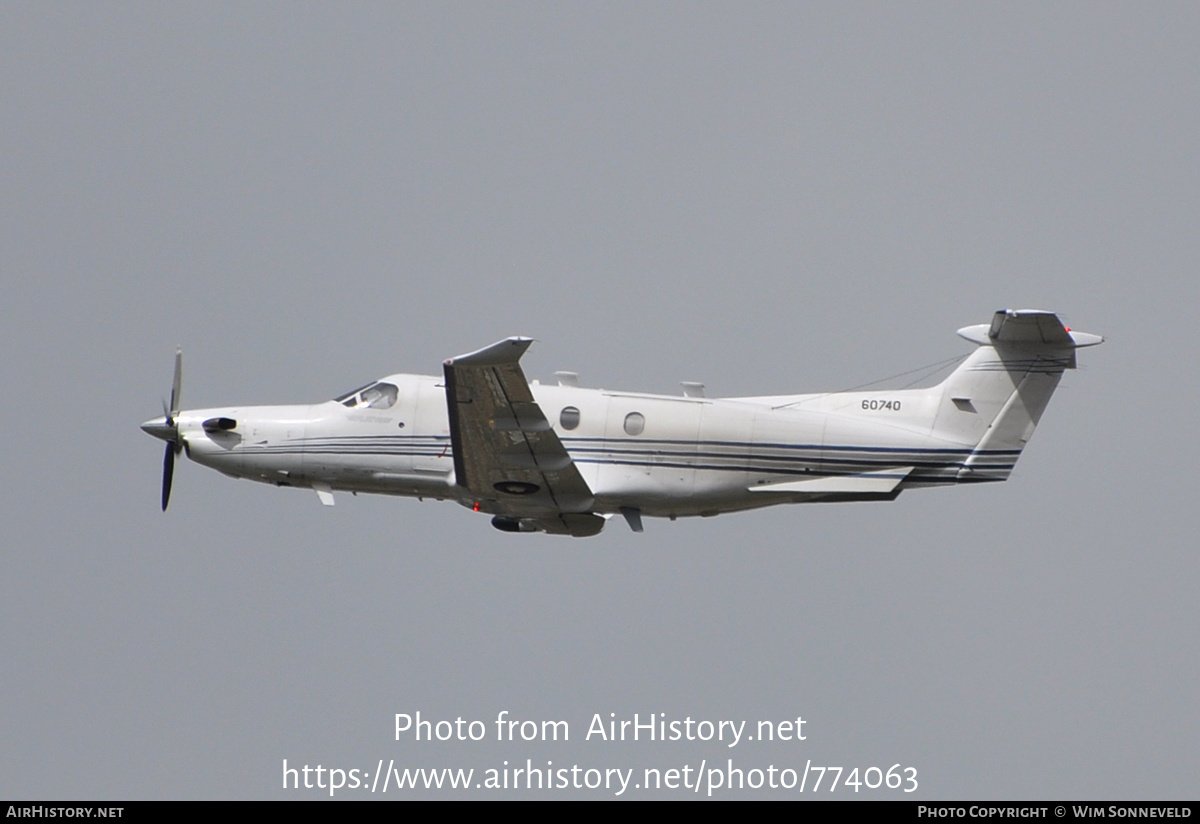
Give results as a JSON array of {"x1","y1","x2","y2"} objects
[{"x1": 535, "y1": 513, "x2": 607, "y2": 537}]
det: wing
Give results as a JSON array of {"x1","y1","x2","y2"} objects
[{"x1": 443, "y1": 338, "x2": 599, "y2": 533}]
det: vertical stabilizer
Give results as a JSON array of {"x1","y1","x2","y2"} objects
[{"x1": 932, "y1": 310, "x2": 1102, "y2": 482}]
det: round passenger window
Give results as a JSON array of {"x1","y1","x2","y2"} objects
[
  {"x1": 623, "y1": 412, "x2": 645, "y2": 436},
  {"x1": 559, "y1": 406, "x2": 581, "y2": 430}
]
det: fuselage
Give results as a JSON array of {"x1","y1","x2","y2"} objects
[
  {"x1": 142, "y1": 312, "x2": 1102, "y2": 533},
  {"x1": 161, "y1": 373, "x2": 987, "y2": 520}
]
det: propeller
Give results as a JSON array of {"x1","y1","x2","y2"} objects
[{"x1": 142, "y1": 348, "x2": 184, "y2": 511}]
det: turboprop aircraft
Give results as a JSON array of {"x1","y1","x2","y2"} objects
[{"x1": 141, "y1": 309, "x2": 1101, "y2": 537}]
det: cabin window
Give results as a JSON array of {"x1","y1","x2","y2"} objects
[
  {"x1": 623, "y1": 411, "x2": 645, "y2": 436},
  {"x1": 559, "y1": 406, "x2": 581, "y2": 430}
]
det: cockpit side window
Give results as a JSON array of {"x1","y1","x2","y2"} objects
[
  {"x1": 360, "y1": 382, "x2": 398, "y2": 409},
  {"x1": 334, "y1": 381, "x2": 400, "y2": 410}
]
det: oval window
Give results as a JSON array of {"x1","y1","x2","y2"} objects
[
  {"x1": 559, "y1": 406, "x2": 581, "y2": 430},
  {"x1": 623, "y1": 411, "x2": 645, "y2": 436}
]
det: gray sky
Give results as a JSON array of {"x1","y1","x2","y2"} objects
[{"x1": 2, "y1": 2, "x2": 1196, "y2": 799}]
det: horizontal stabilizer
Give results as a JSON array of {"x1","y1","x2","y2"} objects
[
  {"x1": 957, "y1": 309, "x2": 1104, "y2": 351},
  {"x1": 749, "y1": 467, "x2": 913, "y2": 495}
]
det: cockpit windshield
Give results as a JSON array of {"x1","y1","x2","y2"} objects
[{"x1": 333, "y1": 381, "x2": 399, "y2": 410}]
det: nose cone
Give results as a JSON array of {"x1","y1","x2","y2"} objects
[{"x1": 140, "y1": 416, "x2": 175, "y2": 442}]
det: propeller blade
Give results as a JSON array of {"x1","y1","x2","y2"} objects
[
  {"x1": 169, "y1": 347, "x2": 182, "y2": 418},
  {"x1": 161, "y1": 441, "x2": 175, "y2": 511}
]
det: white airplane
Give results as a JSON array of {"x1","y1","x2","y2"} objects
[{"x1": 141, "y1": 310, "x2": 1102, "y2": 536}]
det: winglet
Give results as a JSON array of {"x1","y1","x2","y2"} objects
[{"x1": 445, "y1": 337, "x2": 534, "y2": 367}]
